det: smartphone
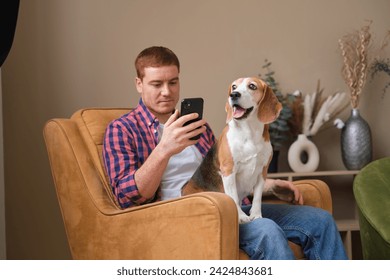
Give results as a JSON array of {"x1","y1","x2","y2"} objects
[{"x1": 180, "y1": 98, "x2": 204, "y2": 140}]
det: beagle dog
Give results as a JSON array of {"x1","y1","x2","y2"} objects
[{"x1": 182, "y1": 77, "x2": 282, "y2": 223}]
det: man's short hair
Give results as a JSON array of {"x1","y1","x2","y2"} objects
[{"x1": 135, "y1": 46, "x2": 180, "y2": 79}]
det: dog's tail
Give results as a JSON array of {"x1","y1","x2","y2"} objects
[{"x1": 181, "y1": 145, "x2": 224, "y2": 195}]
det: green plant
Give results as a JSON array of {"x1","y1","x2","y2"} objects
[
  {"x1": 370, "y1": 57, "x2": 390, "y2": 98},
  {"x1": 259, "y1": 60, "x2": 292, "y2": 150}
]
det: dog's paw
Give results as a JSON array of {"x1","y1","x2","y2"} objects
[
  {"x1": 249, "y1": 213, "x2": 262, "y2": 221},
  {"x1": 238, "y1": 214, "x2": 252, "y2": 224}
]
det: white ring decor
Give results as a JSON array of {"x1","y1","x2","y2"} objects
[{"x1": 288, "y1": 134, "x2": 320, "y2": 173}]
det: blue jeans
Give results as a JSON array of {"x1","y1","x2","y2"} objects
[{"x1": 239, "y1": 204, "x2": 348, "y2": 260}]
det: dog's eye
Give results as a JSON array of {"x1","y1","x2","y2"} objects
[
  {"x1": 248, "y1": 83, "x2": 257, "y2": 90},
  {"x1": 232, "y1": 85, "x2": 237, "y2": 91}
]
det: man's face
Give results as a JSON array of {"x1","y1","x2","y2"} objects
[{"x1": 135, "y1": 65, "x2": 180, "y2": 123}]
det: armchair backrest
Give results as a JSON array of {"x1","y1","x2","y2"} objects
[
  {"x1": 70, "y1": 108, "x2": 130, "y2": 209},
  {"x1": 44, "y1": 108, "x2": 130, "y2": 213}
]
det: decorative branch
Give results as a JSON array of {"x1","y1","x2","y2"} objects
[
  {"x1": 288, "y1": 81, "x2": 348, "y2": 137},
  {"x1": 338, "y1": 21, "x2": 372, "y2": 109}
]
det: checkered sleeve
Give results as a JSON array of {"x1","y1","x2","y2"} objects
[
  {"x1": 103, "y1": 120, "x2": 151, "y2": 208},
  {"x1": 196, "y1": 123, "x2": 216, "y2": 157}
]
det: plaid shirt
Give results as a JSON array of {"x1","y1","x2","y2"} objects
[{"x1": 103, "y1": 99, "x2": 216, "y2": 209}]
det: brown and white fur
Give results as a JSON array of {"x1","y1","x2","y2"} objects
[{"x1": 182, "y1": 77, "x2": 282, "y2": 223}]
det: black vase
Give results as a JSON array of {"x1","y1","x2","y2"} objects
[{"x1": 341, "y1": 109, "x2": 372, "y2": 170}]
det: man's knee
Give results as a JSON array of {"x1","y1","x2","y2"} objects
[
  {"x1": 239, "y1": 218, "x2": 293, "y2": 260},
  {"x1": 240, "y1": 218, "x2": 286, "y2": 241}
]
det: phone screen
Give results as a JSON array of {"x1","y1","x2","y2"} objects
[{"x1": 180, "y1": 98, "x2": 204, "y2": 140}]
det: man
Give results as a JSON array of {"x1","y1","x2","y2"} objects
[{"x1": 103, "y1": 46, "x2": 347, "y2": 260}]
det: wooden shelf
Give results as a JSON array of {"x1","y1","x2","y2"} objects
[
  {"x1": 336, "y1": 219, "x2": 360, "y2": 232},
  {"x1": 268, "y1": 170, "x2": 359, "y2": 181}
]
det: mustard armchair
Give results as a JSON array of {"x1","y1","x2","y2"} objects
[{"x1": 43, "y1": 108, "x2": 333, "y2": 259}]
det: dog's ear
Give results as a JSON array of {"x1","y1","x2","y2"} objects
[
  {"x1": 225, "y1": 102, "x2": 233, "y2": 123},
  {"x1": 225, "y1": 84, "x2": 233, "y2": 123},
  {"x1": 257, "y1": 81, "x2": 282, "y2": 124}
]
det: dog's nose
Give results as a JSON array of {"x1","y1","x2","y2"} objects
[{"x1": 230, "y1": 91, "x2": 241, "y2": 100}]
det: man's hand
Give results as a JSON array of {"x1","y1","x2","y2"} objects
[
  {"x1": 158, "y1": 109, "x2": 207, "y2": 157},
  {"x1": 134, "y1": 110, "x2": 206, "y2": 200},
  {"x1": 264, "y1": 179, "x2": 304, "y2": 205}
]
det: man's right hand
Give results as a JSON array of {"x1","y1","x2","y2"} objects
[
  {"x1": 134, "y1": 110, "x2": 206, "y2": 200},
  {"x1": 158, "y1": 109, "x2": 207, "y2": 157}
]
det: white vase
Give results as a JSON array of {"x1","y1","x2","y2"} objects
[{"x1": 288, "y1": 134, "x2": 320, "y2": 173}]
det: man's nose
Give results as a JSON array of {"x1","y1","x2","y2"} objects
[{"x1": 161, "y1": 84, "x2": 170, "y2": 95}]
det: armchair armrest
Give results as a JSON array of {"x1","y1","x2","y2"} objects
[
  {"x1": 263, "y1": 179, "x2": 332, "y2": 213},
  {"x1": 78, "y1": 192, "x2": 240, "y2": 260}
]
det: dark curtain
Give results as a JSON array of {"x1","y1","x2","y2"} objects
[{"x1": 0, "y1": 0, "x2": 20, "y2": 67}]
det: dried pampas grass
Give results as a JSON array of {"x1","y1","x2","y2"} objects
[
  {"x1": 339, "y1": 22, "x2": 390, "y2": 107},
  {"x1": 339, "y1": 21, "x2": 372, "y2": 109},
  {"x1": 288, "y1": 81, "x2": 348, "y2": 137},
  {"x1": 288, "y1": 91, "x2": 304, "y2": 138}
]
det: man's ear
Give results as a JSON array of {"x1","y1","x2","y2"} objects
[
  {"x1": 257, "y1": 82, "x2": 282, "y2": 124},
  {"x1": 135, "y1": 77, "x2": 143, "y2": 94}
]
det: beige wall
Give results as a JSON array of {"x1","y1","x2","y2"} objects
[{"x1": 2, "y1": 0, "x2": 390, "y2": 259}]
